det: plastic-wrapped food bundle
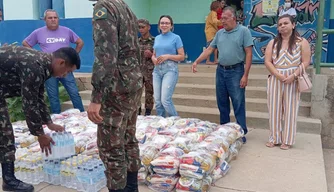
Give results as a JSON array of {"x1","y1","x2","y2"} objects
[
  {"x1": 179, "y1": 151, "x2": 216, "y2": 179},
  {"x1": 175, "y1": 176, "x2": 213, "y2": 192},
  {"x1": 147, "y1": 174, "x2": 179, "y2": 192},
  {"x1": 224, "y1": 122, "x2": 244, "y2": 138},
  {"x1": 226, "y1": 140, "x2": 243, "y2": 162},
  {"x1": 159, "y1": 147, "x2": 185, "y2": 158},
  {"x1": 138, "y1": 163, "x2": 148, "y2": 184},
  {"x1": 150, "y1": 155, "x2": 180, "y2": 175},
  {"x1": 147, "y1": 135, "x2": 173, "y2": 150},
  {"x1": 184, "y1": 127, "x2": 210, "y2": 143},
  {"x1": 212, "y1": 161, "x2": 231, "y2": 183},
  {"x1": 158, "y1": 126, "x2": 180, "y2": 137},
  {"x1": 165, "y1": 137, "x2": 191, "y2": 154},
  {"x1": 140, "y1": 145, "x2": 159, "y2": 166}
]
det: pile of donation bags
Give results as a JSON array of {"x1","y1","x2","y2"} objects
[{"x1": 4, "y1": 109, "x2": 244, "y2": 192}]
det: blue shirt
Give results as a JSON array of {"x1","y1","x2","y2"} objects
[
  {"x1": 153, "y1": 32, "x2": 183, "y2": 58},
  {"x1": 210, "y1": 24, "x2": 253, "y2": 66}
]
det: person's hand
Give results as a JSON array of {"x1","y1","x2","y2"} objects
[
  {"x1": 283, "y1": 74, "x2": 295, "y2": 84},
  {"x1": 87, "y1": 102, "x2": 103, "y2": 124},
  {"x1": 276, "y1": 73, "x2": 287, "y2": 82},
  {"x1": 144, "y1": 50, "x2": 153, "y2": 58},
  {"x1": 152, "y1": 57, "x2": 158, "y2": 65},
  {"x1": 240, "y1": 75, "x2": 248, "y2": 88},
  {"x1": 157, "y1": 55, "x2": 169, "y2": 64},
  {"x1": 47, "y1": 123, "x2": 64, "y2": 132},
  {"x1": 38, "y1": 134, "x2": 55, "y2": 157},
  {"x1": 192, "y1": 62, "x2": 198, "y2": 73}
]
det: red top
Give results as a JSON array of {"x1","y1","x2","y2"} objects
[{"x1": 217, "y1": 8, "x2": 223, "y2": 30}]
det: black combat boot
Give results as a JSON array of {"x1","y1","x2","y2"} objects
[
  {"x1": 124, "y1": 171, "x2": 138, "y2": 192},
  {"x1": 145, "y1": 109, "x2": 151, "y2": 116},
  {"x1": 138, "y1": 107, "x2": 142, "y2": 115},
  {"x1": 2, "y1": 162, "x2": 34, "y2": 192}
]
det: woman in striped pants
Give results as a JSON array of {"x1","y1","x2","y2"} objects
[{"x1": 264, "y1": 15, "x2": 311, "y2": 150}]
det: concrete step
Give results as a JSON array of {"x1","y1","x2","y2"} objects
[
  {"x1": 173, "y1": 83, "x2": 311, "y2": 102},
  {"x1": 177, "y1": 64, "x2": 313, "y2": 74},
  {"x1": 178, "y1": 72, "x2": 269, "y2": 86},
  {"x1": 77, "y1": 91, "x2": 311, "y2": 117},
  {"x1": 62, "y1": 100, "x2": 321, "y2": 135}
]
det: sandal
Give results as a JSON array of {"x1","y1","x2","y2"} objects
[
  {"x1": 265, "y1": 142, "x2": 276, "y2": 148},
  {"x1": 280, "y1": 144, "x2": 292, "y2": 150}
]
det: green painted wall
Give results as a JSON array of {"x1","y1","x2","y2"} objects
[
  {"x1": 124, "y1": 0, "x2": 150, "y2": 20},
  {"x1": 331, "y1": 0, "x2": 334, "y2": 19},
  {"x1": 149, "y1": 0, "x2": 212, "y2": 24}
]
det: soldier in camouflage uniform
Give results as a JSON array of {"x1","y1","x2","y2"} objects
[
  {"x1": 87, "y1": 0, "x2": 143, "y2": 192},
  {"x1": 138, "y1": 18, "x2": 154, "y2": 116},
  {"x1": 0, "y1": 45, "x2": 81, "y2": 192}
]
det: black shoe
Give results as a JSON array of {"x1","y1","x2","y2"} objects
[
  {"x1": 242, "y1": 136, "x2": 247, "y2": 144},
  {"x1": 124, "y1": 171, "x2": 138, "y2": 192},
  {"x1": 2, "y1": 162, "x2": 34, "y2": 192},
  {"x1": 145, "y1": 109, "x2": 151, "y2": 116},
  {"x1": 109, "y1": 189, "x2": 124, "y2": 192},
  {"x1": 138, "y1": 107, "x2": 142, "y2": 115}
]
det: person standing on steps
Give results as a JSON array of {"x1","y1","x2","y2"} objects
[
  {"x1": 192, "y1": 7, "x2": 253, "y2": 143},
  {"x1": 151, "y1": 15, "x2": 185, "y2": 117},
  {"x1": 22, "y1": 9, "x2": 85, "y2": 114},
  {"x1": 264, "y1": 15, "x2": 311, "y2": 150},
  {"x1": 138, "y1": 18, "x2": 155, "y2": 116},
  {"x1": 0, "y1": 46, "x2": 80, "y2": 192},
  {"x1": 87, "y1": 0, "x2": 143, "y2": 192}
]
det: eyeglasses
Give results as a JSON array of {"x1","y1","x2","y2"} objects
[{"x1": 160, "y1": 22, "x2": 171, "y2": 25}]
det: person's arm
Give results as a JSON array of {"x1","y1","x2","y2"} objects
[
  {"x1": 69, "y1": 29, "x2": 84, "y2": 53},
  {"x1": 22, "y1": 30, "x2": 38, "y2": 48},
  {"x1": 243, "y1": 28, "x2": 254, "y2": 77},
  {"x1": 90, "y1": 4, "x2": 118, "y2": 104},
  {"x1": 264, "y1": 40, "x2": 279, "y2": 75},
  {"x1": 151, "y1": 50, "x2": 158, "y2": 65},
  {"x1": 20, "y1": 69, "x2": 46, "y2": 136},
  {"x1": 294, "y1": 38, "x2": 311, "y2": 76},
  {"x1": 74, "y1": 38, "x2": 84, "y2": 53},
  {"x1": 211, "y1": 11, "x2": 223, "y2": 27}
]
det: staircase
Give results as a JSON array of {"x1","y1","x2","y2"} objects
[{"x1": 63, "y1": 64, "x2": 321, "y2": 134}]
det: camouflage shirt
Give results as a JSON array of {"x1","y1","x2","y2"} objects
[
  {"x1": 91, "y1": 0, "x2": 143, "y2": 103},
  {"x1": 0, "y1": 46, "x2": 52, "y2": 136},
  {"x1": 139, "y1": 35, "x2": 155, "y2": 70}
]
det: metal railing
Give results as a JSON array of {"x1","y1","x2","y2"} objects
[{"x1": 314, "y1": 0, "x2": 334, "y2": 74}]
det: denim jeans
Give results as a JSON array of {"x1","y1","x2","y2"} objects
[
  {"x1": 216, "y1": 63, "x2": 248, "y2": 134},
  {"x1": 153, "y1": 61, "x2": 179, "y2": 117},
  {"x1": 45, "y1": 72, "x2": 84, "y2": 114}
]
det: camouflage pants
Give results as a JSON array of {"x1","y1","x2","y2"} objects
[
  {"x1": 97, "y1": 88, "x2": 143, "y2": 190},
  {"x1": 0, "y1": 98, "x2": 16, "y2": 163},
  {"x1": 142, "y1": 69, "x2": 154, "y2": 110}
]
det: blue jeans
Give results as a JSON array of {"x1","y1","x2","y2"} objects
[
  {"x1": 216, "y1": 63, "x2": 248, "y2": 134},
  {"x1": 153, "y1": 61, "x2": 179, "y2": 117},
  {"x1": 45, "y1": 72, "x2": 84, "y2": 114}
]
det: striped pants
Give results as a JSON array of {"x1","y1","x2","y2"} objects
[{"x1": 267, "y1": 68, "x2": 300, "y2": 145}]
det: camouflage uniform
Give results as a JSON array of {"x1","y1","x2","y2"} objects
[
  {"x1": 138, "y1": 29, "x2": 154, "y2": 113},
  {"x1": 0, "y1": 46, "x2": 52, "y2": 163},
  {"x1": 91, "y1": 0, "x2": 143, "y2": 190}
]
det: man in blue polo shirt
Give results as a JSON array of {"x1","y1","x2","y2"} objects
[{"x1": 192, "y1": 6, "x2": 253, "y2": 143}]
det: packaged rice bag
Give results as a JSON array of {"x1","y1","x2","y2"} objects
[
  {"x1": 179, "y1": 164, "x2": 205, "y2": 180},
  {"x1": 180, "y1": 151, "x2": 216, "y2": 173},
  {"x1": 212, "y1": 161, "x2": 231, "y2": 183},
  {"x1": 204, "y1": 135, "x2": 230, "y2": 152},
  {"x1": 159, "y1": 147, "x2": 185, "y2": 158},
  {"x1": 147, "y1": 174, "x2": 179, "y2": 192},
  {"x1": 151, "y1": 155, "x2": 180, "y2": 175}
]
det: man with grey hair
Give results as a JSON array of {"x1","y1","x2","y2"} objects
[
  {"x1": 192, "y1": 6, "x2": 253, "y2": 143},
  {"x1": 22, "y1": 9, "x2": 85, "y2": 114}
]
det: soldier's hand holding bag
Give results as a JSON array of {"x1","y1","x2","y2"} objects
[{"x1": 297, "y1": 63, "x2": 312, "y2": 92}]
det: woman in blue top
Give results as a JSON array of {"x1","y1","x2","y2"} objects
[{"x1": 151, "y1": 15, "x2": 185, "y2": 117}]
